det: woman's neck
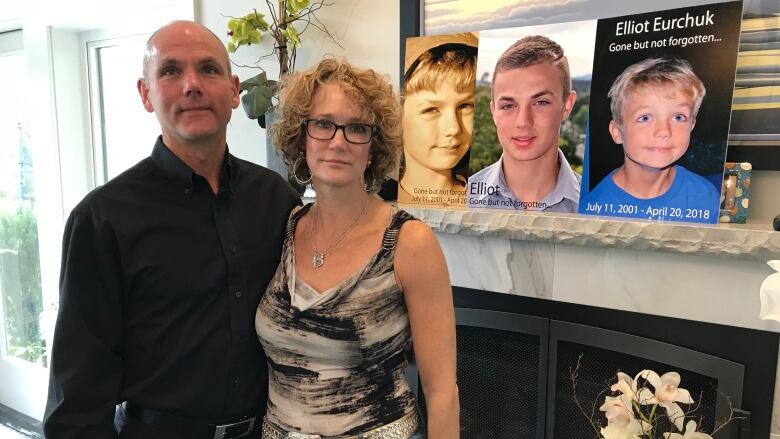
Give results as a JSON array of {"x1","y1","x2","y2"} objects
[{"x1": 312, "y1": 182, "x2": 373, "y2": 229}]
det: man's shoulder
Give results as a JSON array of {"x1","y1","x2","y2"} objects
[
  {"x1": 230, "y1": 155, "x2": 301, "y2": 205},
  {"x1": 232, "y1": 155, "x2": 285, "y2": 182},
  {"x1": 75, "y1": 157, "x2": 157, "y2": 212}
]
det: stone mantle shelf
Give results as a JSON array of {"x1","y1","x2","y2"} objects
[{"x1": 399, "y1": 205, "x2": 780, "y2": 261}]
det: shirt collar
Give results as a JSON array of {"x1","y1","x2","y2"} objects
[
  {"x1": 484, "y1": 149, "x2": 580, "y2": 204},
  {"x1": 547, "y1": 148, "x2": 580, "y2": 204},
  {"x1": 477, "y1": 159, "x2": 506, "y2": 198},
  {"x1": 150, "y1": 136, "x2": 235, "y2": 195}
]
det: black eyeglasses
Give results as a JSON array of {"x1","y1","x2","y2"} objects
[{"x1": 303, "y1": 118, "x2": 377, "y2": 144}]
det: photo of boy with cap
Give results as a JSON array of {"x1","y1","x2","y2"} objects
[
  {"x1": 579, "y1": 57, "x2": 720, "y2": 223},
  {"x1": 398, "y1": 32, "x2": 478, "y2": 206}
]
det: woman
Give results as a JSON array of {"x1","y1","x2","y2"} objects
[
  {"x1": 398, "y1": 33, "x2": 478, "y2": 207},
  {"x1": 258, "y1": 57, "x2": 459, "y2": 438}
]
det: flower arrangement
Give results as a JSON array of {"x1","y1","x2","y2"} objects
[
  {"x1": 601, "y1": 370, "x2": 708, "y2": 439},
  {"x1": 225, "y1": 0, "x2": 339, "y2": 126},
  {"x1": 571, "y1": 359, "x2": 742, "y2": 439}
]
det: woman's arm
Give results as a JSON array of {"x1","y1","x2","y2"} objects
[{"x1": 395, "y1": 220, "x2": 459, "y2": 438}]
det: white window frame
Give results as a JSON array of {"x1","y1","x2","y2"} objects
[{"x1": 84, "y1": 33, "x2": 151, "y2": 186}]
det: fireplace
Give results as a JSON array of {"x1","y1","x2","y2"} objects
[{"x1": 407, "y1": 287, "x2": 778, "y2": 438}]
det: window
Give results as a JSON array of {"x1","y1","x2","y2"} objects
[
  {"x1": 0, "y1": 30, "x2": 44, "y2": 367},
  {"x1": 87, "y1": 35, "x2": 160, "y2": 184}
]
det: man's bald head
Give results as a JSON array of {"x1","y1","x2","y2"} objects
[{"x1": 142, "y1": 20, "x2": 232, "y2": 79}]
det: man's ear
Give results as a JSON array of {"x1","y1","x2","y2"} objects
[
  {"x1": 230, "y1": 74, "x2": 240, "y2": 109},
  {"x1": 608, "y1": 120, "x2": 624, "y2": 145},
  {"x1": 561, "y1": 90, "x2": 577, "y2": 121},
  {"x1": 137, "y1": 78, "x2": 154, "y2": 113}
]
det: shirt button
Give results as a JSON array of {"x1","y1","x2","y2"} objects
[
  {"x1": 234, "y1": 290, "x2": 242, "y2": 298},
  {"x1": 229, "y1": 245, "x2": 238, "y2": 253},
  {"x1": 184, "y1": 188, "x2": 191, "y2": 195}
]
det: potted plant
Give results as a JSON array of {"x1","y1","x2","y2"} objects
[{"x1": 226, "y1": 0, "x2": 339, "y2": 128}]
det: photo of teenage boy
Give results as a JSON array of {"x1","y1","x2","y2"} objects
[
  {"x1": 579, "y1": 57, "x2": 719, "y2": 223},
  {"x1": 398, "y1": 33, "x2": 478, "y2": 206},
  {"x1": 467, "y1": 35, "x2": 580, "y2": 212}
]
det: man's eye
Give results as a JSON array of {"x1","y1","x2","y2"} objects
[
  {"x1": 500, "y1": 103, "x2": 515, "y2": 111},
  {"x1": 202, "y1": 65, "x2": 219, "y2": 74},
  {"x1": 459, "y1": 101, "x2": 475, "y2": 111},
  {"x1": 421, "y1": 106, "x2": 439, "y2": 115},
  {"x1": 637, "y1": 114, "x2": 651, "y2": 122},
  {"x1": 161, "y1": 67, "x2": 179, "y2": 76},
  {"x1": 533, "y1": 100, "x2": 550, "y2": 107}
]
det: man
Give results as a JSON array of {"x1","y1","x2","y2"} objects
[
  {"x1": 43, "y1": 21, "x2": 300, "y2": 439},
  {"x1": 467, "y1": 35, "x2": 580, "y2": 212}
]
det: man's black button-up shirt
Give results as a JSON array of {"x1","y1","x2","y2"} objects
[{"x1": 44, "y1": 137, "x2": 300, "y2": 438}]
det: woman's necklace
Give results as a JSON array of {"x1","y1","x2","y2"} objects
[{"x1": 309, "y1": 197, "x2": 370, "y2": 268}]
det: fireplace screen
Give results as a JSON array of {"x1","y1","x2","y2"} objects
[
  {"x1": 407, "y1": 309, "x2": 745, "y2": 439},
  {"x1": 457, "y1": 325, "x2": 541, "y2": 438},
  {"x1": 546, "y1": 321, "x2": 744, "y2": 439},
  {"x1": 552, "y1": 340, "x2": 718, "y2": 438},
  {"x1": 416, "y1": 309, "x2": 549, "y2": 438}
]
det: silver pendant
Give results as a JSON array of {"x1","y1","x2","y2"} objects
[{"x1": 312, "y1": 252, "x2": 324, "y2": 268}]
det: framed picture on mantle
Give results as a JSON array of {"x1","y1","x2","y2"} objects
[
  {"x1": 719, "y1": 162, "x2": 752, "y2": 223},
  {"x1": 399, "y1": 0, "x2": 780, "y2": 170}
]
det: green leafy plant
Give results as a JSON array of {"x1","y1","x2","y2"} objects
[
  {"x1": 226, "y1": 0, "x2": 340, "y2": 127},
  {"x1": 0, "y1": 208, "x2": 43, "y2": 364}
]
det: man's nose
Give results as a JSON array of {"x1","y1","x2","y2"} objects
[
  {"x1": 515, "y1": 105, "x2": 532, "y2": 128},
  {"x1": 183, "y1": 70, "x2": 203, "y2": 95}
]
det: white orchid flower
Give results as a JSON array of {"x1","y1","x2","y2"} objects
[
  {"x1": 610, "y1": 372, "x2": 641, "y2": 413},
  {"x1": 600, "y1": 395, "x2": 645, "y2": 437},
  {"x1": 636, "y1": 370, "x2": 694, "y2": 431},
  {"x1": 601, "y1": 424, "x2": 641, "y2": 439},
  {"x1": 611, "y1": 372, "x2": 636, "y2": 399},
  {"x1": 663, "y1": 420, "x2": 713, "y2": 439},
  {"x1": 600, "y1": 396, "x2": 633, "y2": 426}
]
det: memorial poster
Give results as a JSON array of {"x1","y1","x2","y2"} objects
[
  {"x1": 398, "y1": 33, "x2": 478, "y2": 207},
  {"x1": 466, "y1": 21, "x2": 596, "y2": 213},
  {"x1": 578, "y1": 1, "x2": 743, "y2": 224}
]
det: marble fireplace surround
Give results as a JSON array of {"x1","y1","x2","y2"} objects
[{"x1": 402, "y1": 205, "x2": 780, "y2": 438}]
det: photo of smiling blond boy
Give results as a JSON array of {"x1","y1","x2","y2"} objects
[{"x1": 579, "y1": 57, "x2": 720, "y2": 223}]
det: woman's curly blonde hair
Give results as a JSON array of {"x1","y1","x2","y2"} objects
[{"x1": 270, "y1": 57, "x2": 402, "y2": 191}]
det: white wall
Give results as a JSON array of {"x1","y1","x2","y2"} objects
[{"x1": 749, "y1": 171, "x2": 780, "y2": 221}]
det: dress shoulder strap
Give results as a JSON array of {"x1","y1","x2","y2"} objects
[
  {"x1": 381, "y1": 209, "x2": 416, "y2": 251},
  {"x1": 285, "y1": 203, "x2": 313, "y2": 239}
]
